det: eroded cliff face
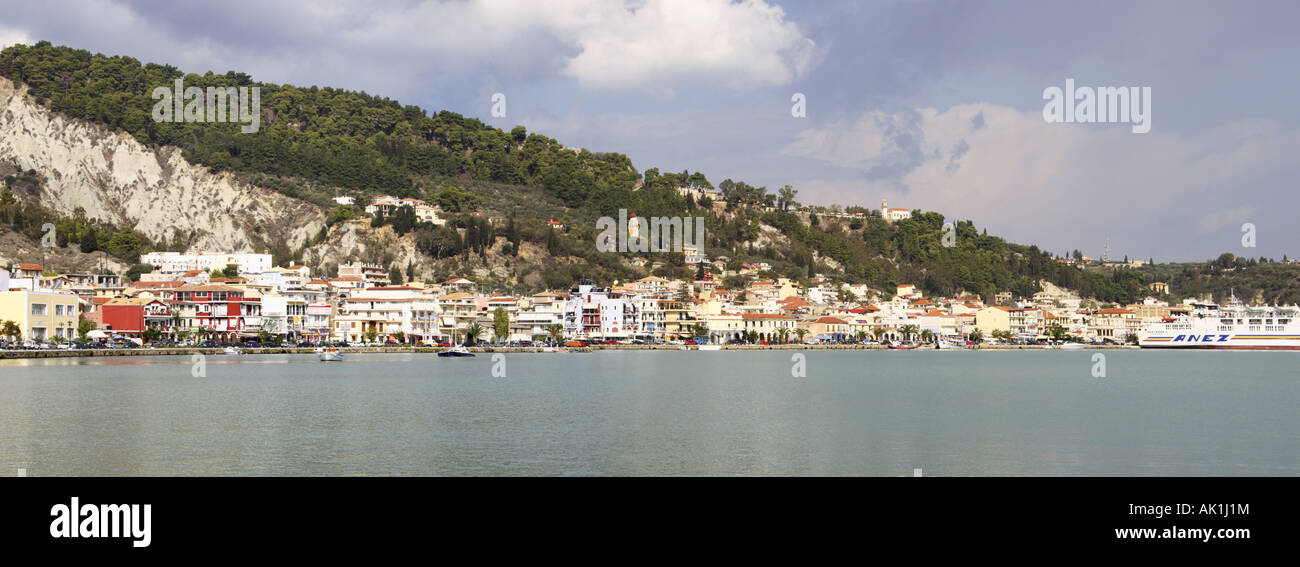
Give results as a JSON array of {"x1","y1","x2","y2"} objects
[{"x1": 0, "y1": 79, "x2": 325, "y2": 253}]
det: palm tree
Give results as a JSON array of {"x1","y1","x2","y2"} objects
[
  {"x1": 464, "y1": 322, "x2": 485, "y2": 346},
  {"x1": 793, "y1": 328, "x2": 809, "y2": 344},
  {"x1": 900, "y1": 324, "x2": 919, "y2": 343},
  {"x1": 920, "y1": 329, "x2": 935, "y2": 344},
  {"x1": 854, "y1": 330, "x2": 868, "y2": 344},
  {"x1": 969, "y1": 328, "x2": 984, "y2": 343},
  {"x1": 776, "y1": 327, "x2": 790, "y2": 344},
  {"x1": 871, "y1": 327, "x2": 886, "y2": 342},
  {"x1": 544, "y1": 323, "x2": 564, "y2": 345}
]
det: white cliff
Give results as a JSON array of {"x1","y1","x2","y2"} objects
[{"x1": 0, "y1": 79, "x2": 325, "y2": 253}]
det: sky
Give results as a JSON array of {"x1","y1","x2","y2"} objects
[{"x1": 2, "y1": 0, "x2": 1298, "y2": 262}]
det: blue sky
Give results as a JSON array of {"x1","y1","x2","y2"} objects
[{"x1": 2, "y1": 0, "x2": 1297, "y2": 262}]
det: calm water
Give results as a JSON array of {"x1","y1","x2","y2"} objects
[{"x1": 0, "y1": 350, "x2": 1296, "y2": 476}]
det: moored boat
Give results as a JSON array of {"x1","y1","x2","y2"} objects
[
  {"x1": 317, "y1": 349, "x2": 344, "y2": 362},
  {"x1": 438, "y1": 345, "x2": 475, "y2": 357}
]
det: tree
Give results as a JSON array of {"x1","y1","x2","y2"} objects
[
  {"x1": 493, "y1": 307, "x2": 509, "y2": 342},
  {"x1": 793, "y1": 328, "x2": 809, "y2": 344},
  {"x1": 872, "y1": 327, "x2": 886, "y2": 342},
  {"x1": 920, "y1": 329, "x2": 935, "y2": 344},
  {"x1": 222, "y1": 265, "x2": 239, "y2": 278},
  {"x1": 969, "y1": 328, "x2": 984, "y2": 343},
  {"x1": 79, "y1": 225, "x2": 99, "y2": 253},
  {"x1": 854, "y1": 330, "x2": 868, "y2": 344},
  {"x1": 776, "y1": 327, "x2": 790, "y2": 344},
  {"x1": 1, "y1": 320, "x2": 21, "y2": 342},
  {"x1": 125, "y1": 263, "x2": 154, "y2": 282},
  {"x1": 900, "y1": 324, "x2": 919, "y2": 342},
  {"x1": 77, "y1": 318, "x2": 95, "y2": 341},
  {"x1": 464, "y1": 322, "x2": 485, "y2": 346},
  {"x1": 389, "y1": 264, "x2": 405, "y2": 285},
  {"x1": 364, "y1": 329, "x2": 379, "y2": 344},
  {"x1": 777, "y1": 184, "x2": 798, "y2": 211},
  {"x1": 544, "y1": 323, "x2": 564, "y2": 345}
]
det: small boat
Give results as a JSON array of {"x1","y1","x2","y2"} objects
[
  {"x1": 221, "y1": 347, "x2": 241, "y2": 355},
  {"x1": 1059, "y1": 343, "x2": 1085, "y2": 350},
  {"x1": 318, "y1": 349, "x2": 344, "y2": 362},
  {"x1": 697, "y1": 344, "x2": 722, "y2": 351},
  {"x1": 438, "y1": 345, "x2": 475, "y2": 357},
  {"x1": 563, "y1": 340, "x2": 588, "y2": 348},
  {"x1": 887, "y1": 343, "x2": 921, "y2": 350}
]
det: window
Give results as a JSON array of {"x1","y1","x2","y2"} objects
[
  {"x1": 31, "y1": 303, "x2": 47, "y2": 316},
  {"x1": 55, "y1": 305, "x2": 64, "y2": 316}
]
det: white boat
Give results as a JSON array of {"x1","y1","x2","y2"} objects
[
  {"x1": 221, "y1": 347, "x2": 240, "y2": 355},
  {"x1": 1059, "y1": 343, "x2": 1085, "y2": 350},
  {"x1": 438, "y1": 345, "x2": 475, "y2": 357},
  {"x1": 1139, "y1": 295, "x2": 1300, "y2": 350},
  {"x1": 935, "y1": 339, "x2": 965, "y2": 350},
  {"x1": 697, "y1": 344, "x2": 722, "y2": 351},
  {"x1": 318, "y1": 349, "x2": 344, "y2": 362}
]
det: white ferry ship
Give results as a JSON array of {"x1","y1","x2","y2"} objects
[{"x1": 1138, "y1": 296, "x2": 1300, "y2": 350}]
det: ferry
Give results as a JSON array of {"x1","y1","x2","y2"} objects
[{"x1": 1138, "y1": 296, "x2": 1300, "y2": 350}]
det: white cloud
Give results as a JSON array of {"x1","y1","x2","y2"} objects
[
  {"x1": 1198, "y1": 205, "x2": 1253, "y2": 234},
  {"x1": 780, "y1": 104, "x2": 1300, "y2": 258},
  {"x1": 0, "y1": 26, "x2": 30, "y2": 49},
  {"x1": 344, "y1": 0, "x2": 818, "y2": 93}
]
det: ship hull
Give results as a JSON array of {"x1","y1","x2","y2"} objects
[{"x1": 1139, "y1": 343, "x2": 1300, "y2": 350}]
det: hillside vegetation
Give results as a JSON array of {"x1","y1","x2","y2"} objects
[{"x1": 4, "y1": 41, "x2": 1296, "y2": 304}]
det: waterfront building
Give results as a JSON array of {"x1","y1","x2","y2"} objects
[
  {"x1": 0, "y1": 289, "x2": 80, "y2": 341},
  {"x1": 168, "y1": 285, "x2": 262, "y2": 341},
  {"x1": 101, "y1": 298, "x2": 172, "y2": 338}
]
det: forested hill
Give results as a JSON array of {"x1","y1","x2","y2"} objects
[
  {"x1": 4, "y1": 41, "x2": 1295, "y2": 305},
  {"x1": 0, "y1": 41, "x2": 659, "y2": 212}
]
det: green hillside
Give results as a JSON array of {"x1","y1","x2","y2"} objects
[{"x1": 4, "y1": 41, "x2": 1297, "y2": 304}]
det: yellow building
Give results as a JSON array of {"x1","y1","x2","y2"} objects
[
  {"x1": 974, "y1": 306, "x2": 1013, "y2": 336},
  {"x1": 0, "y1": 290, "x2": 81, "y2": 341}
]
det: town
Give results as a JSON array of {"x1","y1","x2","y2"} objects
[{"x1": 0, "y1": 241, "x2": 1180, "y2": 350}]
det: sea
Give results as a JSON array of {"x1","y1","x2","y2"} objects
[{"x1": 1, "y1": 350, "x2": 1295, "y2": 476}]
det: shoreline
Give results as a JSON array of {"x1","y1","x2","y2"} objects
[{"x1": 0, "y1": 343, "x2": 1139, "y2": 359}]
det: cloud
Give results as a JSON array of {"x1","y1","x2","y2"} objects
[
  {"x1": 780, "y1": 103, "x2": 1300, "y2": 259},
  {"x1": 340, "y1": 0, "x2": 819, "y2": 94},
  {"x1": 0, "y1": 26, "x2": 30, "y2": 49},
  {"x1": 1198, "y1": 205, "x2": 1253, "y2": 235}
]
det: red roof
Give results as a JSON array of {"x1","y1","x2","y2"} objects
[{"x1": 17, "y1": 263, "x2": 42, "y2": 271}]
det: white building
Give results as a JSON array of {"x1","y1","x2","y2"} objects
[{"x1": 140, "y1": 251, "x2": 273, "y2": 276}]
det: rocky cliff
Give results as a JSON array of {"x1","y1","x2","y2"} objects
[{"x1": 0, "y1": 79, "x2": 325, "y2": 254}]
